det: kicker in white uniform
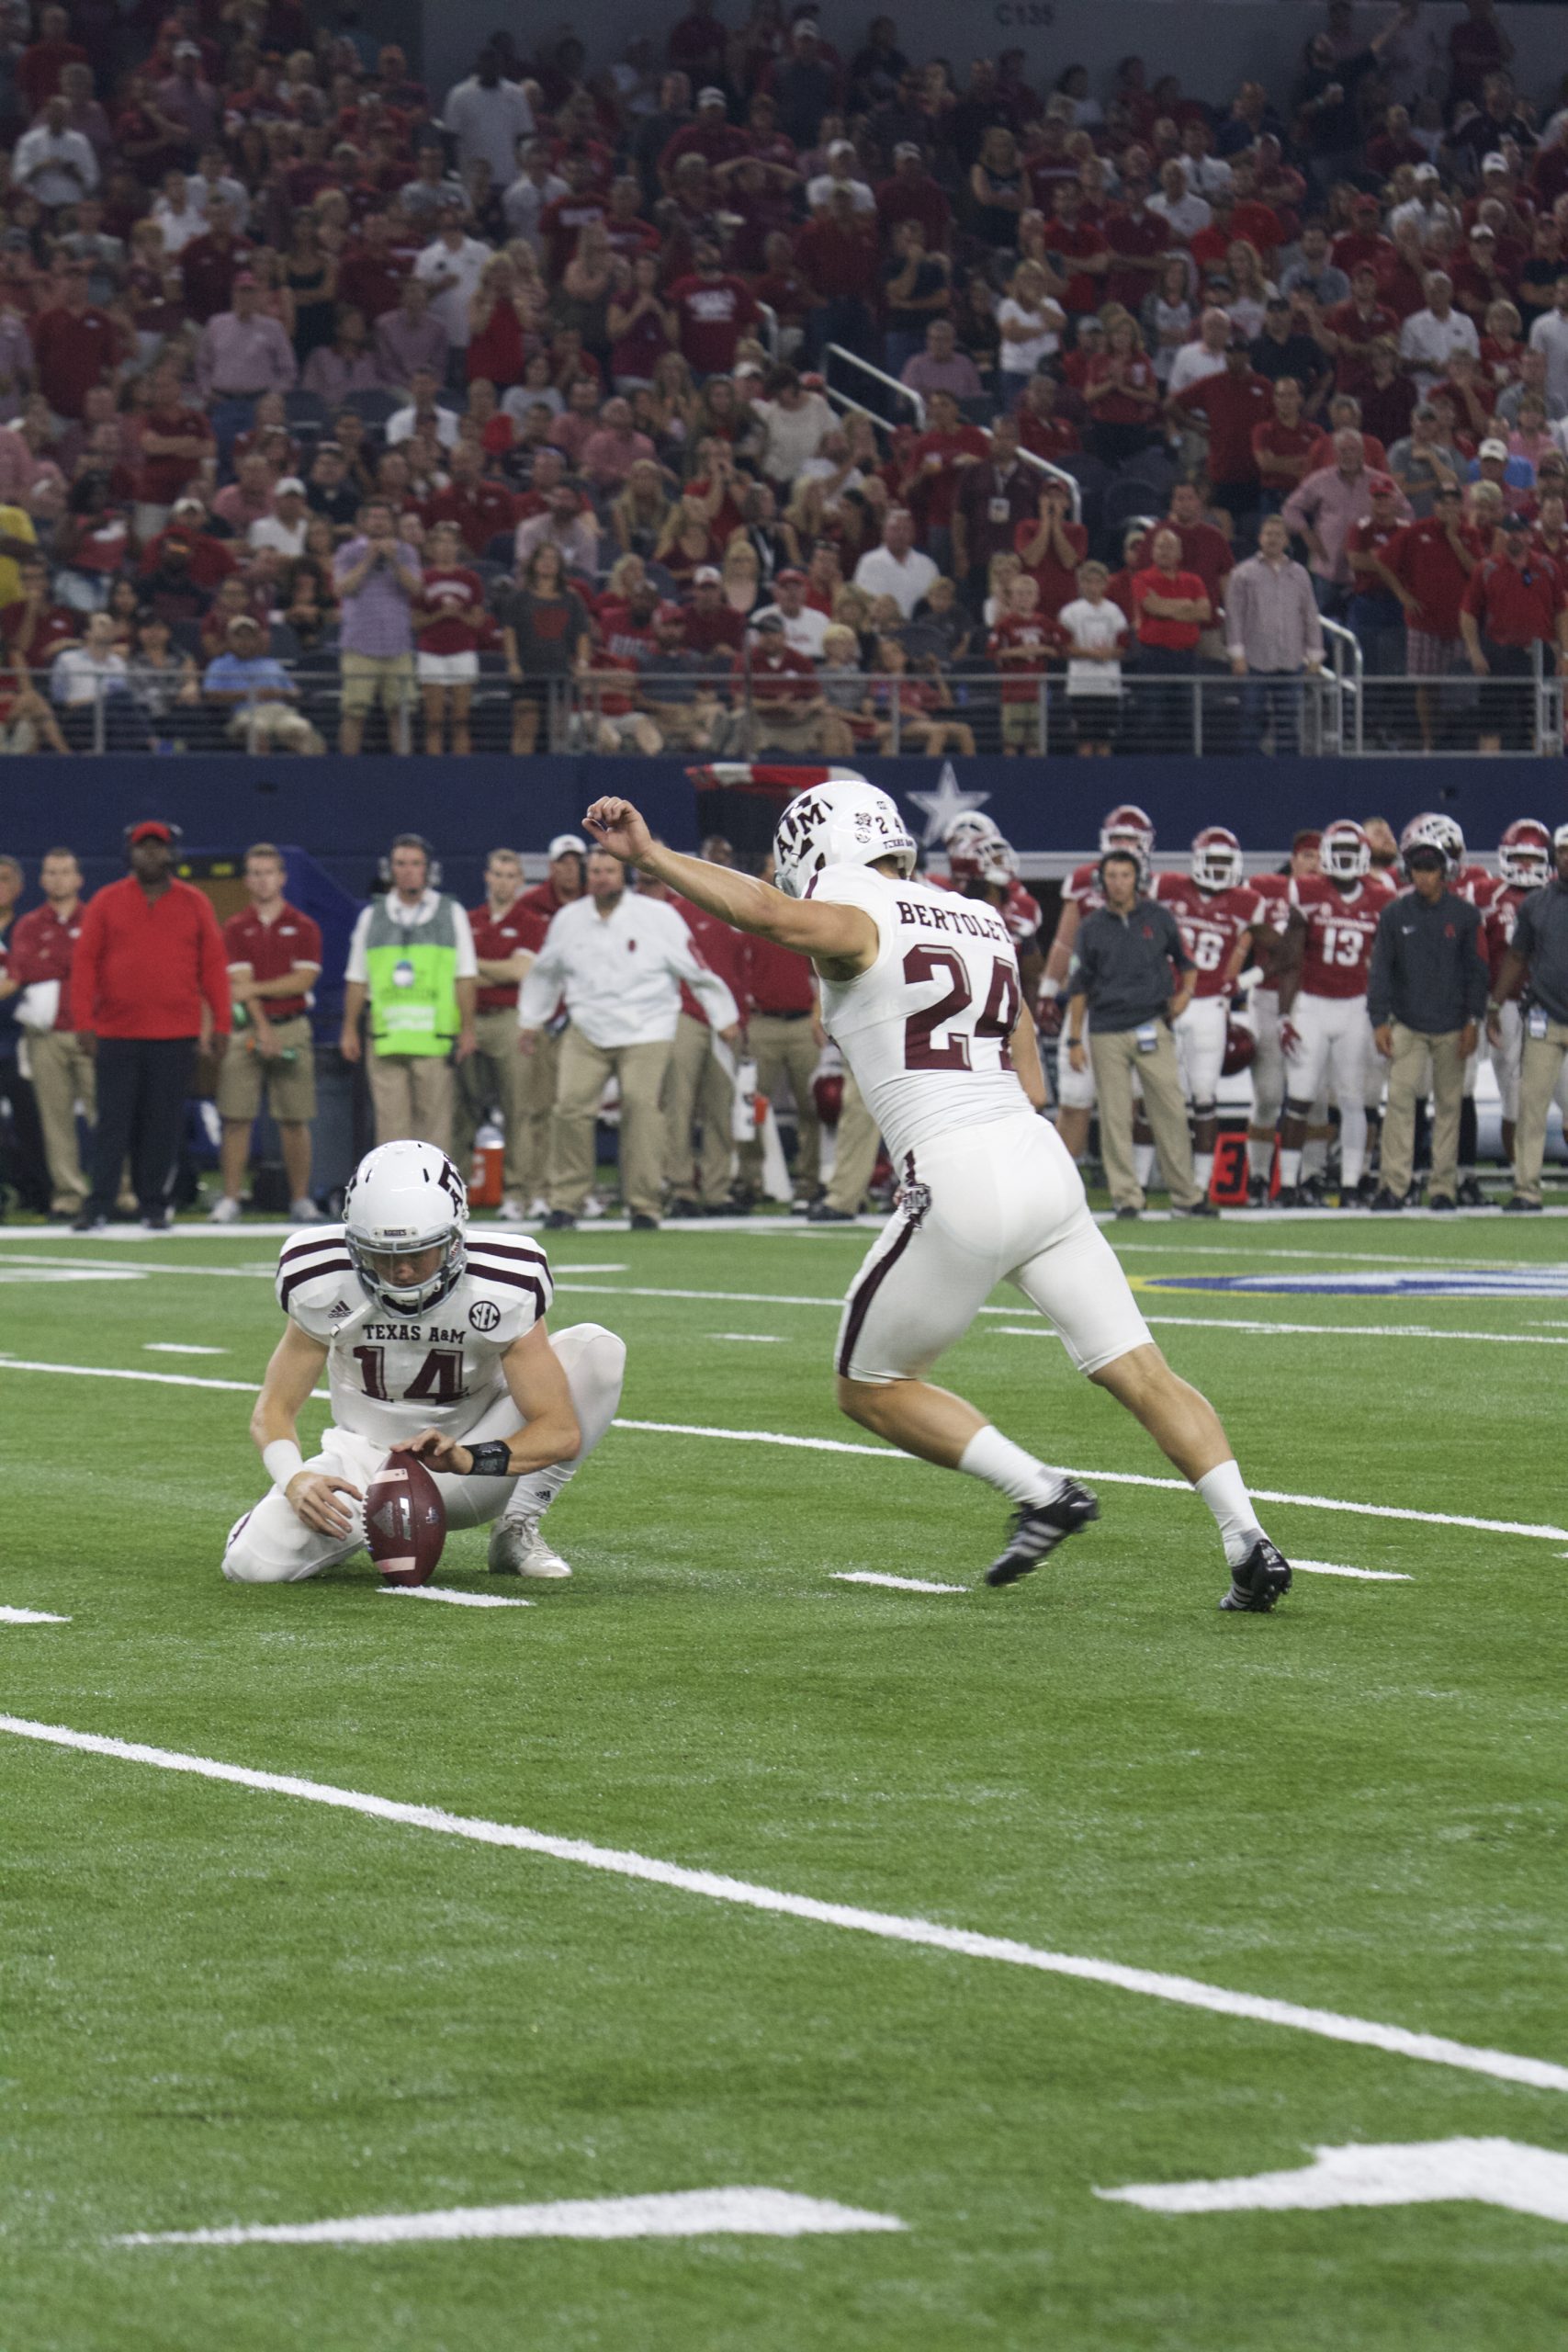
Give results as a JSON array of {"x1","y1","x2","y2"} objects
[
  {"x1": 582, "y1": 777, "x2": 1294, "y2": 1611},
  {"x1": 223, "y1": 1139, "x2": 626, "y2": 1583}
]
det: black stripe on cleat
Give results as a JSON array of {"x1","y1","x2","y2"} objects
[
  {"x1": 983, "y1": 1481, "x2": 1100, "y2": 1588},
  {"x1": 1219, "y1": 1536, "x2": 1293, "y2": 1613}
]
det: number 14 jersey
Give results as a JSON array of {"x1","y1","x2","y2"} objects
[
  {"x1": 275, "y1": 1227, "x2": 554, "y2": 1447},
  {"x1": 811, "y1": 866, "x2": 1025, "y2": 1164}
]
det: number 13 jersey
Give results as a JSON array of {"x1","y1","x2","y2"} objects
[
  {"x1": 274, "y1": 1227, "x2": 554, "y2": 1447},
  {"x1": 811, "y1": 867, "x2": 1026, "y2": 1164}
]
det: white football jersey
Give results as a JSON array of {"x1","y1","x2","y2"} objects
[
  {"x1": 812, "y1": 865, "x2": 1027, "y2": 1165},
  {"x1": 275, "y1": 1226, "x2": 553, "y2": 1447}
]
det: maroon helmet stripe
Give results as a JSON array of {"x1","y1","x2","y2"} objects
[
  {"x1": 835, "y1": 1217, "x2": 919, "y2": 1378},
  {"x1": 279, "y1": 1258, "x2": 354, "y2": 1307}
]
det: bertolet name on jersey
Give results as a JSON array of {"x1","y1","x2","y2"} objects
[
  {"x1": 275, "y1": 1226, "x2": 553, "y2": 1447},
  {"x1": 891, "y1": 897, "x2": 1012, "y2": 946}
]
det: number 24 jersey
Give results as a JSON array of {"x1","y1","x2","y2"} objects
[
  {"x1": 811, "y1": 866, "x2": 1026, "y2": 1165},
  {"x1": 275, "y1": 1226, "x2": 554, "y2": 1447}
]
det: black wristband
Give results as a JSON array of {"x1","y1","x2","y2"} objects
[{"x1": 468, "y1": 1441, "x2": 512, "y2": 1478}]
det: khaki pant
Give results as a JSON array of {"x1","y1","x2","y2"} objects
[
  {"x1": 548, "y1": 1025, "x2": 672, "y2": 1218},
  {"x1": 741, "y1": 1012, "x2": 821, "y2": 1199},
  {"x1": 825, "y1": 1069, "x2": 881, "y2": 1213},
  {"x1": 367, "y1": 1052, "x2": 455, "y2": 1151},
  {"x1": 663, "y1": 1012, "x2": 735, "y2": 1206},
  {"x1": 1510, "y1": 1017, "x2": 1568, "y2": 1203},
  {"x1": 1089, "y1": 1024, "x2": 1201, "y2": 1211},
  {"x1": 1381, "y1": 1022, "x2": 1465, "y2": 1202},
  {"x1": 28, "y1": 1027, "x2": 93, "y2": 1209},
  {"x1": 453, "y1": 1007, "x2": 536, "y2": 1203}
]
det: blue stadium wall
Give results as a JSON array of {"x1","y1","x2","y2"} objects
[{"x1": 1, "y1": 756, "x2": 1558, "y2": 905}]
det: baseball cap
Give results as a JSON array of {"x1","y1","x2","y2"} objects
[
  {"x1": 894, "y1": 141, "x2": 922, "y2": 160},
  {"x1": 1414, "y1": 161, "x2": 1439, "y2": 181},
  {"x1": 752, "y1": 610, "x2": 784, "y2": 631},
  {"x1": 172, "y1": 495, "x2": 206, "y2": 516},
  {"x1": 1502, "y1": 510, "x2": 1530, "y2": 532},
  {"x1": 548, "y1": 832, "x2": 587, "y2": 859},
  {"x1": 1483, "y1": 151, "x2": 1509, "y2": 172},
  {"x1": 275, "y1": 475, "x2": 305, "y2": 495},
  {"x1": 697, "y1": 85, "x2": 726, "y2": 104},
  {"x1": 775, "y1": 566, "x2": 806, "y2": 583},
  {"x1": 693, "y1": 564, "x2": 721, "y2": 584},
  {"x1": 1368, "y1": 472, "x2": 1397, "y2": 495},
  {"x1": 828, "y1": 139, "x2": 854, "y2": 157},
  {"x1": 128, "y1": 820, "x2": 176, "y2": 844},
  {"x1": 232, "y1": 269, "x2": 257, "y2": 287},
  {"x1": 1469, "y1": 221, "x2": 1495, "y2": 239},
  {"x1": 1479, "y1": 436, "x2": 1508, "y2": 460},
  {"x1": 173, "y1": 39, "x2": 199, "y2": 55},
  {"x1": 1352, "y1": 192, "x2": 1380, "y2": 211}
]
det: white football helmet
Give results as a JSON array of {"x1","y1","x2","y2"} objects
[
  {"x1": 1400, "y1": 812, "x2": 1460, "y2": 873},
  {"x1": 1498, "y1": 818, "x2": 1551, "y2": 889},
  {"x1": 1190, "y1": 825, "x2": 1243, "y2": 891},
  {"x1": 1321, "y1": 820, "x2": 1371, "y2": 882},
  {"x1": 343, "y1": 1140, "x2": 468, "y2": 1315},
  {"x1": 773, "y1": 777, "x2": 917, "y2": 898}
]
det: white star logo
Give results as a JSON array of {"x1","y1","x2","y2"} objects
[{"x1": 904, "y1": 763, "x2": 990, "y2": 848}]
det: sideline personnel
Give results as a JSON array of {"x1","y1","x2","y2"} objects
[
  {"x1": 69, "y1": 820, "x2": 231, "y2": 1231},
  {"x1": 1067, "y1": 849, "x2": 1213, "y2": 1219},
  {"x1": 1366, "y1": 819, "x2": 1488, "y2": 1209},
  {"x1": 1487, "y1": 821, "x2": 1568, "y2": 1212},
  {"x1": 340, "y1": 833, "x2": 478, "y2": 1151}
]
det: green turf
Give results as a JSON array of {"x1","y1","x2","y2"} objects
[{"x1": 3, "y1": 1216, "x2": 1567, "y2": 2349}]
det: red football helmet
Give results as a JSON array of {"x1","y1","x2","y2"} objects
[
  {"x1": 1222, "y1": 1022, "x2": 1257, "y2": 1076},
  {"x1": 1321, "y1": 819, "x2": 1371, "y2": 882},
  {"x1": 1100, "y1": 803, "x2": 1156, "y2": 862},
  {"x1": 1190, "y1": 825, "x2": 1243, "y2": 891},
  {"x1": 1498, "y1": 818, "x2": 1551, "y2": 890}
]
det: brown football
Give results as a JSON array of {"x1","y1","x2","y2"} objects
[{"x1": 364, "y1": 1449, "x2": 446, "y2": 1586}]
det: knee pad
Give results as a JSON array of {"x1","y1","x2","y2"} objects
[
  {"x1": 1283, "y1": 1096, "x2": 1314, "y2": 1121},
  {"x1": 1191, "y1": 1100, "x2": 1216, "y2": 1122}
]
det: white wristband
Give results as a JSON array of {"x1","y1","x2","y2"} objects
[{"x1": 263, "y1": 1440, "x2": 305, "y2": 1490}]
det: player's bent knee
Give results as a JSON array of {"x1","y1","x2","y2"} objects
[{"x1": 836, "y1": 1372, "x2": 896, "y2": 1427}]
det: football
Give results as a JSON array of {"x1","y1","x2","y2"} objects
[{"x1": 364, "y1": 1449, "x2": 446, "y2": 1586}]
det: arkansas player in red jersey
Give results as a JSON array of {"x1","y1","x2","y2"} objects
[
  {"x1": 941, "y1": 815, "x2": 1044, "y2": 999},
  {"x1": 1244, "y1": 830, "x2": 1319, "y2": 1201},
  {"x1": 1155, "y1": 829, "x2": 1265, "y2": 1193},
  {"x1": 1043, "y1": 803, "x2": 1155, "y2": 1159},
  {"x1": 1484, "y1": 817, "x2": 1555, "y2": 1159},
  {"x1": 1275, "y1": 820, "x2": 1395, "y2": 1204}
]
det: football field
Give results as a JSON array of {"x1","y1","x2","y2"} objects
[{"x1": 4, "y1": 1211, "x2": 1567, "y2": 2351}]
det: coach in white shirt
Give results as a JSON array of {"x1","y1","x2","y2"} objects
[
  {"x1": 1398, "y1": 272, "x2": 1479, "y2": 397},
  {"x1": 852, "y1": 508, "x2": 938, "y2": 619},
  {"x1": 519, "y1": 849, "x2": 739, "y2": 1228}
]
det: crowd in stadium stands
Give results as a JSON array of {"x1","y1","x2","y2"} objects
[{"x1": 0, "y1": 2, "x2": 1562, "y2": 754}]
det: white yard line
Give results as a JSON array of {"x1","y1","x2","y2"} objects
[
  {"x1": 0, "y1": 1358, "x2": 1560, "y2": 1544},
  {"x1": 0, "y1": 1606, "x2": 70, "y2": 1624},
  {"x1": 117, "y1": 2187, "x2": 907, "y2": 2248},
  {"x1": 1292, "y1": 1560, "x2": 1411, "y2": 1583},
  {"x1": 378, "y1": 1586, "x2": 535, "y2": 1611},
  {"x1": 6, "y1": 1711, "x2": 1568, "y2": 2099},
  {"x1": 710, "y1": 1331, "x2": 789, "y2": 1344},
  {"x1": 144, "y1": 1342, "x2": 228, "y2": 1356},
  {"x1": 832, "y1": 1572, "x2": 965, "y2": 1594},
  {"x1": 998, "y1": 1317, "x2": 1568, "y2": 1349}
]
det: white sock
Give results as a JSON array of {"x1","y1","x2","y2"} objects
[
  {"x1": 1248, "y1": 1136, "x2": 1274, "y2": 1181},
  {"x1": 1134, "y1": 1142, "x2": 1156, "y2": 1188},
  {"x1": 1196, "y1": 1459, "x2": 1265, "y2": 1566},
  {"x1": 1278, "y1": 1147, "x2": 1303, "y2": 1187},
  {"x1": 1303, "y1": 1137, "x2": 1327, "y2": 1178},
  {"x1": 1193, "y1": 1149, "x2": 1213, "y2": 1192},
  {"x1": 958, "y1": 1424, "x2": 1065, "y2": 1510}
]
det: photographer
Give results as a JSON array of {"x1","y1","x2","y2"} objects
[{"x1": 331, "y1": 499, "x2": 423, "y2": 755}]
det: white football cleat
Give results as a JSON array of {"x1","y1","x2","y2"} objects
[
  {"x1": 494, "y1": 1197, "x2": 525, "y2": 1222},
  {"x1": 289, "y1": 1196, "x2": 324, "y2": 1223},
  {"x1": 209, "y1": 1195, "x2": 241, "y2": 1224},
  {"x1": 488, "y1": 1515, "x2": 572, "y2": 1578}
]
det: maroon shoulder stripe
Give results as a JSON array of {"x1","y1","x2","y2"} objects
[
  {"x1": 278, "y1": 1233, "x2": 347, "y2": 1269},
  {"x1": 279, "y1": 1258, "x2": 354, "y2": 1307},
  {"x1": 469, "y1": 1265, "x2": 549, "y2": 1310},
  {"x1": 466, "y1": 1240, "x2": 549, "y2": 1267},
  {"x1": 835, "y1": 1219, "x2": 919, "y2": 1378}
]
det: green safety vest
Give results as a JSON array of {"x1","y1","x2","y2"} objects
[{"x1": 364, "y1": 895, "x2": 460, "y2": 1057}]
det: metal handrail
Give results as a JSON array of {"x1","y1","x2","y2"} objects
[
  {"x1": 824, "y1": 343, "x2": 1082, "y2": 522},
  {"x1": 824, "y1": 344, "x2": 925, "y2": 429},
  {"x1": 1319, "y1": 616, "x2": 1364, "y2": 757}
]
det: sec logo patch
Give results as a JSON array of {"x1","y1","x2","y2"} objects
[{"x1": 469, "y1": 1299, "x2": 502, "y2": 1332}]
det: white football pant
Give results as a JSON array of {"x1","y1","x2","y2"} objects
[
  {"x1": 1287, "y1": 992, "x2": 1375, "y2": 1189},
  {"x1": 1172, "y1": 996, "x2": 1228, "y2": 1114},
  {"x1": 221, "y1": 1323, "x2": 626, "y2": 1583}
]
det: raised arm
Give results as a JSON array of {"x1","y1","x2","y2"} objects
[{"x1": 583, "y1": 796, "x2": 880, "y2": 979}]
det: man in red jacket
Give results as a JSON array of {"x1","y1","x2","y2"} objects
[{"x1": 69, "y1": 820, "x2": 231, "y2": 1231}]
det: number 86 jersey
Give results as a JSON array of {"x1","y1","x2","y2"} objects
[
  {"x1": 275, "y1": 1226, "x2": 554, "y2": 1447},
  {"x1": 811, "y1": 866, "x2": 1026, "y2": 1165}
]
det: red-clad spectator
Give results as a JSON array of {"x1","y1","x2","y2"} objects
[
  {"x1": 1132, "y1": 481, "x2": 1235, "y2": 610},
  {"x1": 668, "y1": 3, "x2": 730, "y2": 85},
  {"x1": 667, "y1": 238, "x2": 759, "y2": 378},
  {"x1": 420, "y1": 439, "x2": 516, "y2": 554},
  {"x1": 1131, "y1": 526, "x2": 1212, "y2": 666},
  {"x1": 1012, "y1": 478, "x2": 1089, "y2": 619},
  {"x1": 898, "y1": 388, "x2": 987, "y2": 545},
  {"x1": 795, "y1": 189, "x2": 880, "y2": 331},
  {"x1": 132, "y1": 361, "x2": 215, "y2": 532},
  {"x1": 1081, "y1": 315, "x2": 1161, "y2": 465},
  {"x1": 178, "y1": 196, "x2": 252, "y2": 324},
  {"x1": 536, "y1": 157, "x2": 608, "y2": 280},
  {"x1": 29, "y1": 265, "x2": 123, "y2": 420},
  {"x1": 1013, "y1": 372, "x2": 1082, "y2": 461},
  {"x1": 18, "y1": 6, "x2": 88, "y2": 116},
  {"x1": 1460, "y1": 512, "x2": 1568, "y2": 748},
  {"x1": 414, "y1": 520, "x2": 485, "y2": 756},
  {"x1": 141, "y1": 500, "x2": 237, "y2": 593},
  {"x1": 987, "y1": 572, "x2": 1059, "y2": 752},
  {"x1": 1320, "y1": 264, "x2": 1400, "y2": 393},
  {"x1": 875, "y1": 143, "x2": 952, "y2": 254},
  {"x1": 337, "y1": 213, "x2": 406, "y2": 326},
  {"x1": 683, "y1": 564, "x2": 748, "y2": 657},
  {"x1": 1101, "y1": 167, "x2": 1170, "y2": 312},
  {"x1": 660, "y1": 87, "x2": 748, "y2": 180},
  {"x1": 1169, "y1": 339, "x2": 1275, "y2": 509},
  {"x1": 1046, "y1": 181, "x2": 1109, "y2": 319},
  {"x1": 1331, "y1": 196, "x2": 1397, "y2": 281}
]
